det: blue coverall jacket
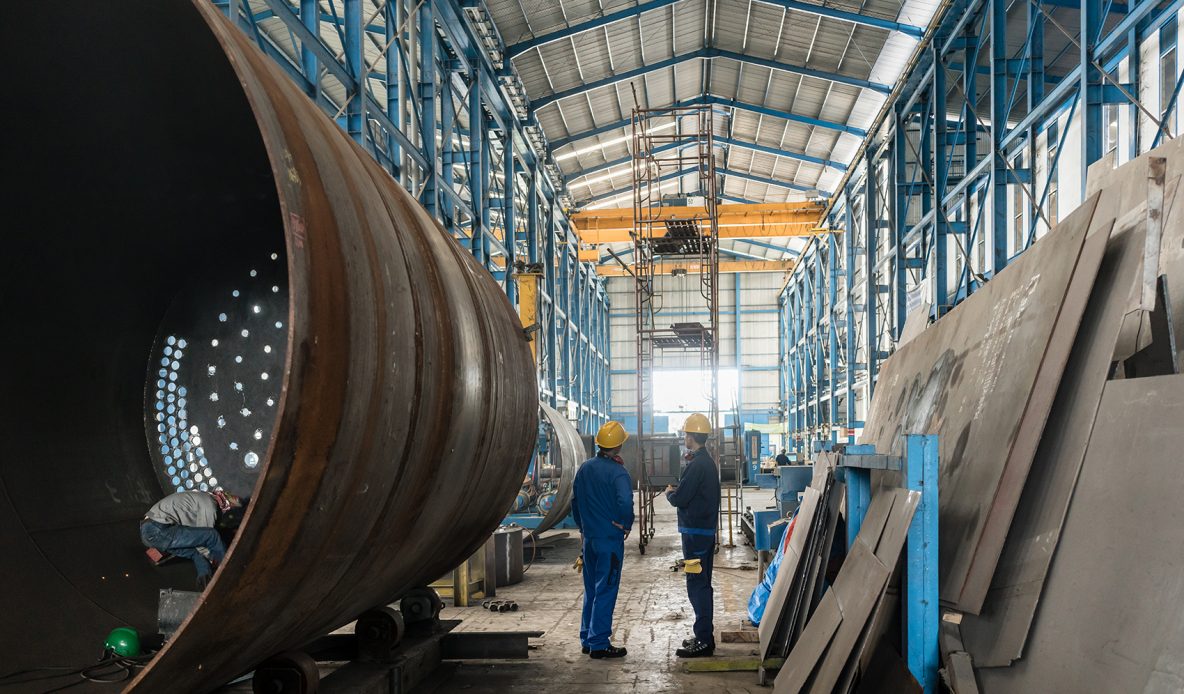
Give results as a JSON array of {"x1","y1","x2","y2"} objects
[
  {"x1": 571, "y1": 453, "x2": 634, "y2": 539},
  {"x1": 666, "y1": 447, "x2": 721, "y2": 535},
  {"x1": 666, "y1": 445, "x2": 721, "y2": 647},
  {"x1": 571, "y1": 453, "x2": 634, "y2": 650}
]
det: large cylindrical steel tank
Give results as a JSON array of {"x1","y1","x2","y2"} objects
[{"x1": 0, "y1": 2, "x2": 537, "y2": 692}]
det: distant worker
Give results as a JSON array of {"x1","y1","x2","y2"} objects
[
  {"x1": 571, "y1": 420, "x2": 634, "y2": 660},
  {"x1": 140, "y1": 489, "x2": 244, "y2": 590},
  {"x1": 775, "y1": 449, "x2": 791, "y2": 466},
  {"x1": 665, "y1": 412, "x2": 721, "y2": 658}
]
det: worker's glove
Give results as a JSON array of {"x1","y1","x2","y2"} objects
[{"x1": 573, "y1": 555, "x2": 583, "y2": 574}]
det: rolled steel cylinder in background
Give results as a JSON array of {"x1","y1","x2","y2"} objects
[
  {"x1": 0, "y1": 2, "x2": 537, "y2": 692},
  {"x1": 534, "y1": 403, "x2": 583, "y2": 535}
]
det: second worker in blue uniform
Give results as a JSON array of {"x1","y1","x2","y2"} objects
[{"x1": 665, "y1": 412, "x2": 721, "y2": 658}]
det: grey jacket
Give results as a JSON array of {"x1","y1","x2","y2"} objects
[{"x1": 144, "y1": 491, "x2": 218, "y2": 528}]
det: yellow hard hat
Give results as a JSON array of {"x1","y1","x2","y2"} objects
[
  {"x1": 682, "y1": 413, "x2": 712, "y2": 434},
  {"x1": 595, "y1": 420, "x2": 629, "y2": 448}
]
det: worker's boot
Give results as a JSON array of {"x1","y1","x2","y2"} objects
[
  {"x1": 681, "y1": 637, "x2": 696, "y2": 647},
  {"x1": 589, "y1": 645, "x2": 627, "y2": 659},
  {"x1": 675, "y1": 639, "x2": 714, "y2": 658}
]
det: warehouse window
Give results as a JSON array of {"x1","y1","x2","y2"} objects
[
  {"x1": 1104, "y1": 103, "x2": 1119, "y2": 159},
  {"x1": 1162, "y1": 18, "x2": 1179, "y2": 135},
  {"x1": 973, "y1": 207, "x2": 985, "y2": 271},
  {"x1": 1046, "y1": 122, "x2": 1059, "y2": 227},
  {"x1": 653, "y1": 368, "x2": 739, "y2": 431},
  {"x1": 1012, "y1": 153, "x2": 1026, "y2": 252}
]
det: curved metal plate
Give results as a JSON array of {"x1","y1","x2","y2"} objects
[
  {"x1": 0, "y1": 3, "x2": 539, "y2": 692},
  {"x1": 535, "y1": 402, "x2": 581, "y2": 535}
]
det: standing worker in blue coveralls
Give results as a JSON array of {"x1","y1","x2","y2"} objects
[
  {"x1": 665, "y1": 412, "x2": 721, "y2": 658},
  {"x1": 571, "y1": 420, "x2": 634, "y2": 660}
]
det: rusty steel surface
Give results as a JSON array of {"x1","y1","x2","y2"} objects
[
  {"x1": 535, "y1": 403, "x2": 581, "y2": 535},
  {"x1": 961, "y1": 198, "x2": 1138, "y2": 666},
  {"x1": 0, "y1": 3, "x2": 537, "y2": 692},
  {"x1": 859, "y1": 193, "x2": 1108, "y2": 614},
  {"x1": 978, "y1": 375, "x2": 1184, "y2": 693},
  {"x1": 965, "y1": 137, "x2": 1184, "y2": 666}
]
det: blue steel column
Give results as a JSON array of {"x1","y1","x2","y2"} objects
[
  {"x1": 790, "y1": 283, "x2": 799, "y2": 453},
  {"x1": 1081, "y1": 0, "x2": 1104, "y2": 190},
  {"x1": 344, "y1": 0, "x2": 365, "y2": 145},
  {"x1": 904, "y1": 434, "x2": 940, "y2": 694},
  {"x1": 827, "y1": 233, "x2": 839, "y2": 444},
  {"x1": 810, "y1": 257, "x2": 822, "y2": 448},
  {"x1": 544, "y1": 201, "x2": 559, "y2": 407},
  {"x1": 384, "y1": 1, "x2": 402, "y2": 181},
  {"x1": 480, "y1": 131, "x2": 494, "y2": 265},
  {"x1": 1125, "y1": 25, "x2": 1139, "y2": 161},
  {"x1": 440, "y1": 75, "x2": 456, "y2": 225},
  {"x1": 468, "y1": 75, "x2": 484, "y2": 257},
  {"x1": 503, "y1": 131, "x2": 518, "y2": 304},
  {"x1": 990, "y1": 0, "x2": 1010, "y2": 272},
  {"x1": 559, "y1": 241, "x2": 571, "y2": 406},
  {"x1": 961, "y1": 31, "x2": 984, "y2": 283},
  {"x1": 584, "y1": 270, "x2": 593, "y2": 430},
  {"x1": 931, "y1": 45, "x2": 950, "y2": 313},
  {"x1": 526, "y1": 167, "x2": 540, "y2": 264},
  {"x1": 797, "y1": 280, "x2": 807, "y2": 454},
  {"x1": 844, "y1": 199, "x2": 857, "y2": 443},
  {"x1": 892, "y1": 110, "x2": 909, "y2": 337},
  {"x1": 418, "y1": 0, "x2": 438, "y2": 217},
  {"x1": 300, "y1": 0, "x2": 319, "y2": 101},
  {"x1": 573, "y1": 262, "x2": 584, "y2": 427},
  {"x1": 778, "y1": 291, "x2": 788, "y2": 438},
  {"x1": 735, "y1": 273, "x2": 743, "y2": 425},
  {"x1": 864, "y1": 152, "x2": 881, "y2": 397}
]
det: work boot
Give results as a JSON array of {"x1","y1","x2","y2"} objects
[
  {"x1": 681, "y1": 637, "x2": 696, "y2": 648},
  {"x1": 581, "y1": 646, "x2": 590, "y2": 654},
  {"x1": 676, "y1": 639, "x2": 715, "y2": 658},
  {"x1": 589, "y1": 645, "x2": 627, "y2": 659}
]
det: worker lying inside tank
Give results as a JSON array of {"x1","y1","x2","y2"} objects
[{"x1": 139, "y1": 489, "x2": 247, "y2": 590}]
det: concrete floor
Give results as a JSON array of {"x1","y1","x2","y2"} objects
[{"x1": 416, "y1": 490, "x2": 775, "y2": 693}]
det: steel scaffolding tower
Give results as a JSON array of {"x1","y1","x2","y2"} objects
[{"x1": 630, "y1": 105, "x2": 722, "y2": 554}]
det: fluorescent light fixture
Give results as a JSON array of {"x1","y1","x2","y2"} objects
[
  {"x1": 584, "y1": 176, "x2": 686, "y2": 209},
  {"x1": 555, "y1": 120, "x2": 680, "y2": 162}
]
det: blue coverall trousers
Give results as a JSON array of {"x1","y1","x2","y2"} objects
[
  {"x1": 579, "y1": 536, "x2": 624, "y2": 650},
  {"x1": 682, "y1": 532, "x2": 716, "y2": 647},
  {"x1": 140, "y1": 520, "x2": 226, "y2": 580}
]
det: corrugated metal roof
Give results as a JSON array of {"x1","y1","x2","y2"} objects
[
  {"x1": 245, "y1": 0, "x2": 938, "y2": 212},
  {"x1": 486, "y1": 0, "x2": 936, "y2": 205}
]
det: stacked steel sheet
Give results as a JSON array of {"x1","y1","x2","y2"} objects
[
  {"x1": 758, "y1": 466, "x2": 844, "y2": 672},
  {"x1": 964, "y1": 137, "x2": 1184, "y2": 692},
  {"x1": 855, "y1": 137, "x2": 1184, "y2": 691}
]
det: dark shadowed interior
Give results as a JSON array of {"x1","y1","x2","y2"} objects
[{"x1": 0, "y1": 2, "x2": 285, "y2": 672}]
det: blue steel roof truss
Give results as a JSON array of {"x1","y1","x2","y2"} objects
[{"x1": 776, "y1": 0, "x2": 1184, "y2": 458}]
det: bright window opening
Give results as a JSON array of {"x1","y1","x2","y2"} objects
[{"x1": 652, "y1": 368, "x2": 738, "y2": 432}]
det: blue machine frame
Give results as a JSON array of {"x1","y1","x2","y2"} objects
[
  {"x1": 212, "y1": 0, "x2": 611, "y2": 436},
  {"x1": 779, "y1": 0, "x2": 1184, "y2": 456}
]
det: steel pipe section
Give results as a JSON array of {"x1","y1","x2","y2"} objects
[
  {"x1": 0, "y1": 2, "x2": 537, "y2": 691},
  {"x1": 534, "y1": 403, "x2": 583, "y2": 535}
]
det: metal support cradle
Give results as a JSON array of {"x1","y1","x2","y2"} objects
[{"x1": 832, "y1": 435, "x2": 940, "y2": 694}]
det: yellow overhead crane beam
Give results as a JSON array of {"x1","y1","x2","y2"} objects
[
  {"x1": 597, "y1": 260, "x2": 796, "y2": 276},
  {"x1": 570, "y1": 202, "x2": 828, "y2": 244}
]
